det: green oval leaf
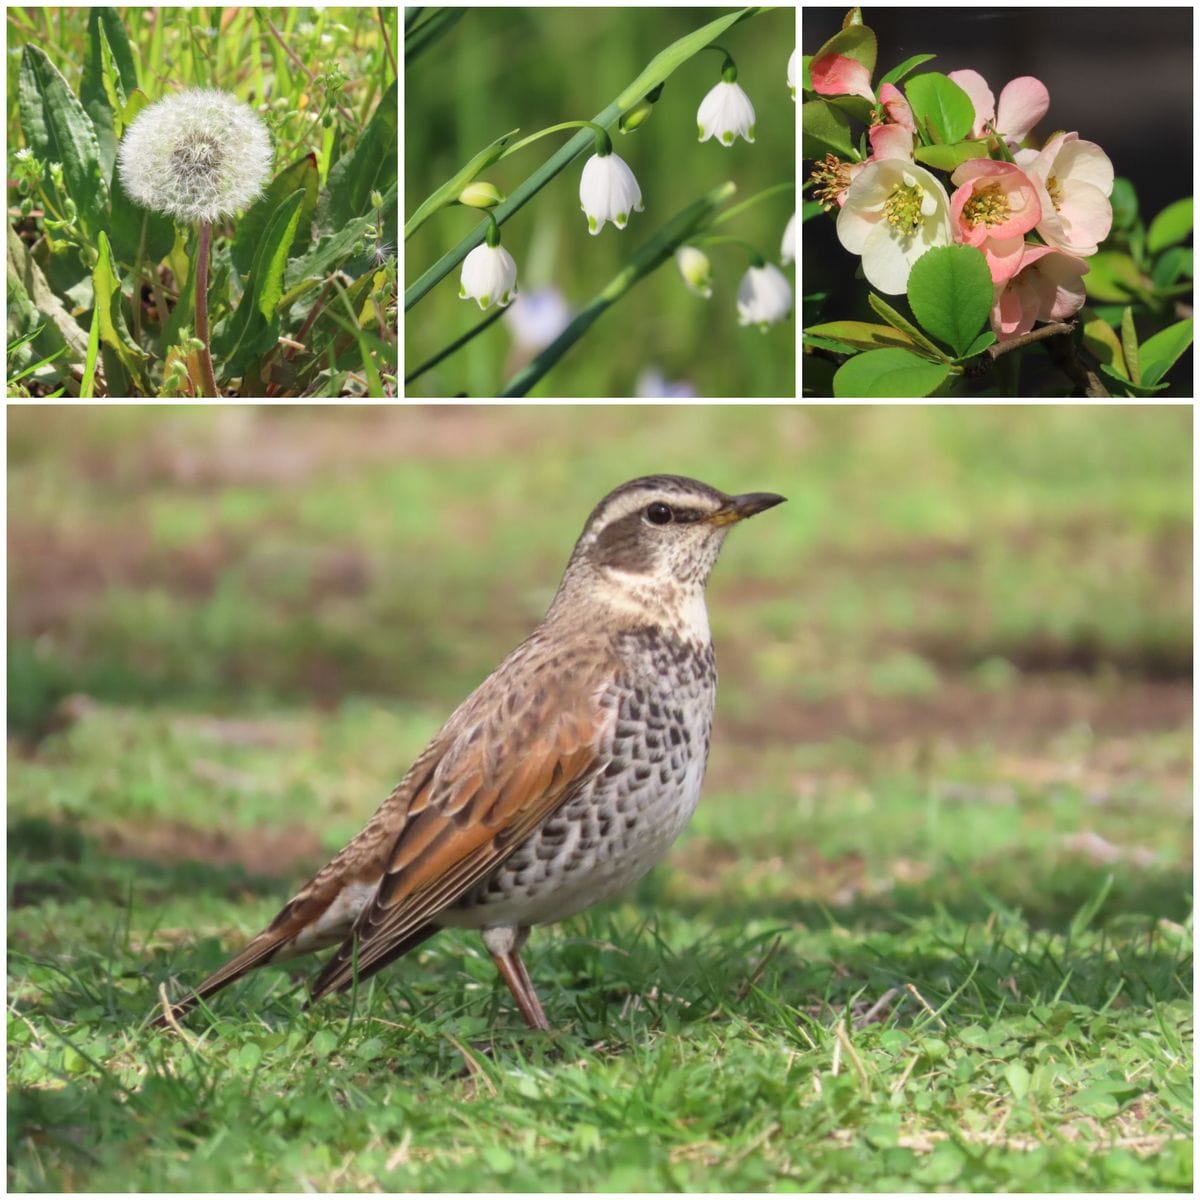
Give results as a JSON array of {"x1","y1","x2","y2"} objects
[
  {"x1": 906, "y1": 245, "x2": 993, "y2": 357},
  {"x1": 1138, "y1": 317, "x2": 1193, "y2": 386},
  {"x1": 1119, "y1": 306, "x2": 1141, "y2": 385},
  {"x1": 810, "y1": 24, "x2": 877, "y2": 80},
  {"x1": 1084, "y1": 251, "x2": 1143, "y2": 303},
  {"x1": 914, "y1": 140, "x2": 991, "y2": 172},
  {"x1": 880, "y1": 53, "x2": 936, "y2": 88},
  {"x1": 802, "y1": 98, "x2": 855, "y2": 160},
  {"x1": 1109, "y1": 177, "x2": 1139, "y2": 232},
  {"x1": 904, "y1": 72, "x2": 974, "y2": 145},
  {"x1": 833, "y1": 348, "x2": 951, "y2": 398},
  {"x1": 1147, "y1": 197, "x2": 1193, "y2": 255},
  {"x1": 1081, "y1": 313, "x2": 1126, "y2": 376}
]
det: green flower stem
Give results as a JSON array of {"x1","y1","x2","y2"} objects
[
  {"x1": 405, "y1": 6, "x2": 758, "y2": 312},
  {"x1": 500, "y1": 121, "x2": 613, "y2": 161},
  {"x1": 194, "y1": 220, "x2": 219, "y2": 398},
  {"x1": 709, "y1": 181, "x2": 796, "y2": 228},
  {"x1": 500, "y1": 180, "x2": 737, "y2": 397},
  {"x1": 404, "y1": 305, "x2": 506, "y2": 387},
  {"x1": 405, "y1": 103, "x2": 620, "y2": 312},
  {"x1": 690, "y1": 234, "x2": 765, "y2": 266}
]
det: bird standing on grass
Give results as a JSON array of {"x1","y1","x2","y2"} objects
[{"x1": 153, "y1": 475, "x2": 785, "y2": 1031}]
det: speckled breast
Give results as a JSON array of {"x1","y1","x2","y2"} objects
[{"x1": 443, "y1": 628, "x2": 717, "y2": 930}]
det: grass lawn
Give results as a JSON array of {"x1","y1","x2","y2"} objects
[{"x1": 7, "y1": 405, "x2": 1193, "y2": 1191}]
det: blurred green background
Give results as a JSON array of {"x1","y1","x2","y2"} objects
[{"x1": 404, "y1": 8, "x2": 797, "y2": 397}]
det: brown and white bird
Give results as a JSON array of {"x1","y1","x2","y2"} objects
[{"x1": 152, "y1": 475, "x2": 784, "y2": 1031}]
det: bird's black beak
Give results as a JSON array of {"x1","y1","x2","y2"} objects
[{"x1": 707, "y1": 492, "x2": 787, "y2": 526}]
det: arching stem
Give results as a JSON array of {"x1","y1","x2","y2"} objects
[{"x1": 195, "y1": 220, "x2": 219, "y2": 397}]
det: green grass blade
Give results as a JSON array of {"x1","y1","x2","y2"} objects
[
  {"x1": 500, "y1": 180, "x2": 737, "y2": 397},
  {"x1": 79, "y1": 298, "x2": 102, "y2": 397},
  {"x1": 404, "y1": 306, "x2": 505, "y2": 387},
  {"x1": 405, "y1": 8, "x2": 466, "y2": 65}
]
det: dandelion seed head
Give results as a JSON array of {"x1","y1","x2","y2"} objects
[{"x1": 118, "y1": 89, "x2": 273, "y2": 223}]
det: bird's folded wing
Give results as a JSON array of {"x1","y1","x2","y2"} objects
[{"x1": 309, "y1": 696, "x2": 610, "y2": 998}]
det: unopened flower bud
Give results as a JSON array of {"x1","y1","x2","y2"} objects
[
  {"x1": 458, "y1": 181, "x2": 505, "y2": 208},
  {"x1": 675, "y1": 246, "x2": 713, "y2": 298}
]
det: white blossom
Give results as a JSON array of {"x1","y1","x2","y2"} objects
[
  {"x1": 579, "y1": 151, "x2": 643, "y2": 235},
  {"x1": 737, "y1": 264, "x2": 792, "y2": 330},
  {"x1": 697, "y1": 81, "x2": 756, "y2": 147}
]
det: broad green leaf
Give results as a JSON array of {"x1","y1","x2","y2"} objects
[
  {"x1": 1109, "y1": 177, "x2": 1138, "y2": 232},
  {"x1": 880, "y1": 54, "x2": 936, "y2": 88},
  {"x1": 80, "y1": 10, "x2": 133, "y2": 178},
  {"x1": 18, "y1": 45, "x2": 108, "y2": 240},
  {"x1": 234, "y1": 154, "x2": 319, "y2": 276},
  {"x1": 321, "y1": 79, "x2": 397, "y2": 230},
  {"x1": 1081, "y1": 313, "x2": 1126, "y2": 377},
  {"x1": 1083, "y1": 251, "x2": 1143, "y2": 303},
  {"x1": 1137, "y1": 317, "x2": 1193, "y2": 386},
  {"x1": 833, "y1": 348, "x2": 951, "y2": 398},
  {"x1": 904, "y1": 72, "x2": 974, "y2": 145},
  {"x1": 212, "y1": 190, "x2": 305, "y2": 377},
  {"x1": 867, "y1": 292, "x2": 950, "y2": 360},
  {"x1": 802, "y1": 98, "x2": 856, "y2": 160},
  {"x1": 404, "y1": 127, "x2": 519, "y2": 241},
  {"x1": 959, "y1": 330, "x2": 997, "y2": 359},
  {"x1": 906, "y1": 245, "x2": 993, "y2": 357},
  {"x1": 92, "y1": 229, "x2": 148, "y2": 384},
  {"x1": 809, "y1": 24, "x2": 877, "y2": 81},
  {"x1": 914, "y1": 140, "x2": 990, "y2": 172},
  {"x1": 1146, "y1": 197, "x2": 1193, "y2": 254},
  {"x1": 1119, "y1": 307, "x2": 1141, "y2": 384},
  {"x1": 804, "y1": 320, "x2": 917, "y2": 352},
  {"x1": 109, "y1": 151, "x2": 174, "y2": 265},
  {"x1": 7, "y1": 225, "x2": 91, "y2": 367}
]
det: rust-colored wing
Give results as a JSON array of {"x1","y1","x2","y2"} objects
[{"x1": 308, "y1": 696, "x2": 608, "y2": 1001}]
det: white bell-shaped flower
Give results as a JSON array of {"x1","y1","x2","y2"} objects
[
  {"x1": 459, "y1": 242, "x2": 518, "y2": 310},
  {"x1": 579, "y1": 151, "x2": 643, "y2": 235},
  {"x1": 736, "y1": 263, "x2": 792, "y2": 331},
  {"x1": 780, "y1": 213, "x2": 797, "y2": 265},
  {"x1": 697, "y1": 81, "x2": 756, "y2": 147}
]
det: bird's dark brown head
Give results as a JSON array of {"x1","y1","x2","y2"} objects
[{"x1": 560, "y1": 475, "x2": 785, "y2": 599}]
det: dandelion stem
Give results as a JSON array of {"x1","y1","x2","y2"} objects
[{"x1": 194, "y1": 220, "x2": 219, "y2": 397}]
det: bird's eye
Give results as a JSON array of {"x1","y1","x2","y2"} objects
[{"x1": 645, "y1": 502, "x2": 674, "y2": 525}]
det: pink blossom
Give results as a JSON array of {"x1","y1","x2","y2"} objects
[
  {"x1": 1014, "y1": 133, "x2": 1114, "y2": 258},
  {"x1": 878, "y1": 83, "x2": 916, "y2": 133},
  {"x1": 810, "y1": 52, "x2": 875, "y2": 102},
  {"x1": 991, "y1": 243, "x2": 1089, "y2": 341},
  {"x1": 867, "y1": 122, "x2": 913, "y2": 163},
  {"x1": 946, "y1": 70, "x2": 1049, "y2": 146},
  {"x1": 950, "y1": 159, "x2": 1042, "y2": 283}
]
